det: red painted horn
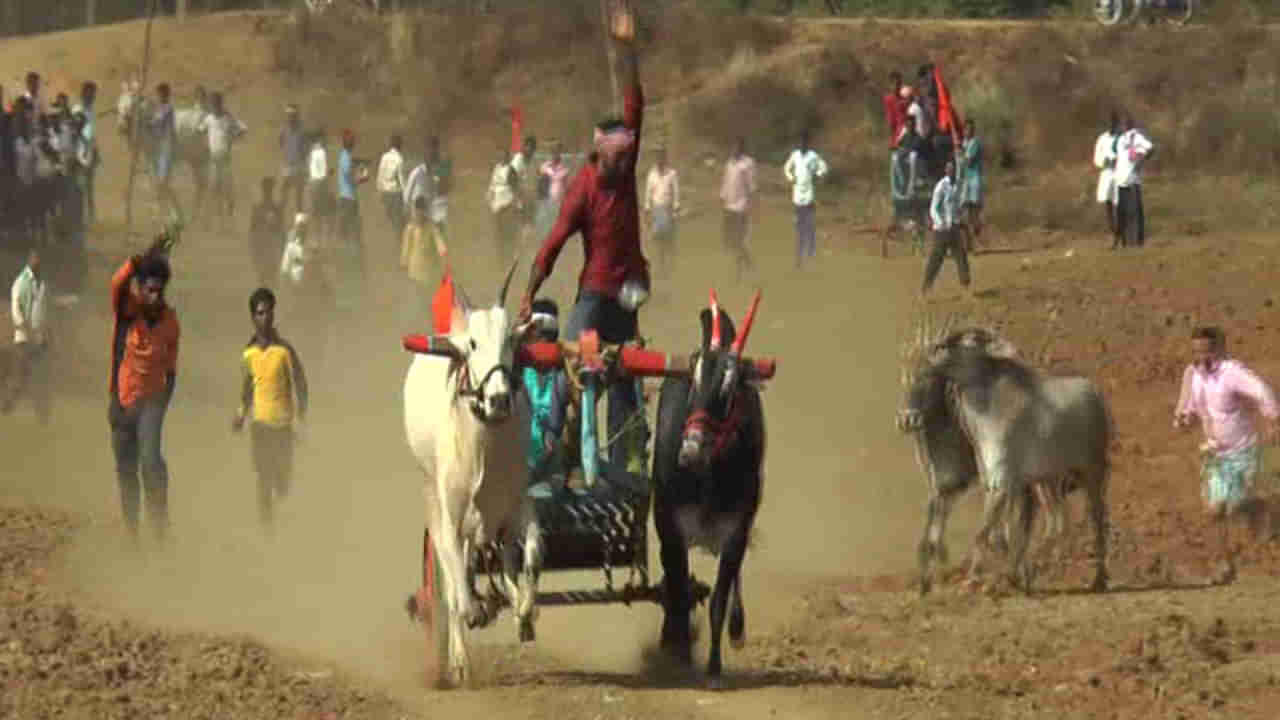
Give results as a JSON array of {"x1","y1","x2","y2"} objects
[
  {"x1": 403, "y1": 334, "x2": 463, "y2": 359},
  {"x1": 709, "y1": 289, "x2": 722, "y2": 350},
  {"x1": 730, "y1": 290, "x2": 762, "y2": 357}
]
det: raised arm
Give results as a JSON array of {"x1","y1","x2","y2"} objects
[{"x1": 610, "y1": 0, "x2": 640, "y2": 124}]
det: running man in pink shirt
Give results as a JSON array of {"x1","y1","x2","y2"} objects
[{"x1": 1174, "y1": 326, "x2": 1280, "y2": 584}]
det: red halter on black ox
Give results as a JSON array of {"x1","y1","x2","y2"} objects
[
  {"x1": 402, "y1": 294, "x2": 776, "y2": 460},
  {"x1": 679, "y1": 289, "x2": 766, "y2": 469}
]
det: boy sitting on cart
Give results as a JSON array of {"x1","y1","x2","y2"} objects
[
  {"x1": 523, "y1": 298, "x2": 577, "y2": 497},
  {"x1": 522, "y1": 297, "x2": 652, "y2": 501}
]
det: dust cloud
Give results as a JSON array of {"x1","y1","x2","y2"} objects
[{"x1": 0, "y1": 9, "x2": 981, "y2": 697}]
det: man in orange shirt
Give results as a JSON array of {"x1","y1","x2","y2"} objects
[{"x1": 108, "y1": 232, "x2": 180, "y2": 544}]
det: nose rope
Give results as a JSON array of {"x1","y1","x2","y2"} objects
[
  {"x1": 682, "y1": 391, "x2": 746, "y2": 461},
  {"x1": 458, "y1": 364, "x2": 515, "y2": 401}
]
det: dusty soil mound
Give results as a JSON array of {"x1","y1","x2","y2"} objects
[{"x1": 0, "y1": 505, "x2": 413, "y2": 719}]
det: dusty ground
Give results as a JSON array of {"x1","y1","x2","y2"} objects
[{"x1": 6, "y1": 9, "x2": 1280, "y2": 720}]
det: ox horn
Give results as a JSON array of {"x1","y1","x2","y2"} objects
[
  {"x1": 454, "y1": 278, "x2": 473, "y2": 313},
  {"x1": 709, "y1": 289, "x2": 722, "y2": 350},
  {"x1": 497, "y1": 257, "x2": 519, "y2": 308},
  {"x1": 730, "y1": 289, "x2": 762, "y2": 357}
]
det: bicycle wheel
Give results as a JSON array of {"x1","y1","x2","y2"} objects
[{"x1": 1094, "y1": 0, "x2": 1126, "y2": 25}]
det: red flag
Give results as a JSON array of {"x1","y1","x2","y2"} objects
[
  {"x1": 510, "y1": 105, "x2": 524, "y2": 154},
  {"x1": 432, "y1": 266, "x2": 455, "y2": 335},
  {"x1": 933, "y1": 65, "x2": 963, "y2": 138}
]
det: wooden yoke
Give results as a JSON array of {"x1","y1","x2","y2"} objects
[{"x1": 402, "y1": 330, "x2": 778, "y2": 381}]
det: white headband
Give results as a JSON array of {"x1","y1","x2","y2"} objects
[{"x1": 530, "y1": 312, "x2": 558, "y2": 333}]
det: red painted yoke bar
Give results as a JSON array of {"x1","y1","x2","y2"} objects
[{"x1": 403, "y1": 334, "x2": 776, "y2": 380}]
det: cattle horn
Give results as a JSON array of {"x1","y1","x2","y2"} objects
[
  {"x1": 709, "y1": 289, "x2": 722, "y2": 350},
  {"x1": 497, "y1": 257, "x2": 519, "y2": 308},
  {"x1": 730, "y1": 289, "x2": 762, "y2": 357},
  {"x1": 454, "y1": 280, "x2": 473, "y2": 313}
]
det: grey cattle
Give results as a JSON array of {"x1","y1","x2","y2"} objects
[{"x1": 898, "y1": 324, "x2": 1112, "y2": 594}]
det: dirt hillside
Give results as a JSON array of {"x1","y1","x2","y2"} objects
[{"x1": 4, "y1": 8, "x2": 1280, "y2": 720}]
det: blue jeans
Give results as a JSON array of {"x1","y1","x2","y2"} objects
[
  {"x1": 795, "y1": 203, "x2": 816, "y2": 267},
  {"x1": 564, "y1": 292, "x2": 641, "y2": 471},
  {"x1": 109, "y1": 392, "x2": 172, "y2": 540}
]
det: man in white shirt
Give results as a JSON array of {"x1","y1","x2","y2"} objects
[
  {"x1": 487, "y1": 148, "x2": 519, "y2": 268},
  {"x1": 921, "y1": 159, "x2": 971, "y2": 299},
  {"x1": 782, "y1": 130, "x2": 829, "y2": 269},
  {"x1": 720, "y1": 136, "x2": 757, "y2": 282},
  {"x1": 196, "y1": 91, "x2": 247, "y2": 227},
  {"x1": 510, "y1": 134, "x2": 537, "y2": 236},
  {"x1": 1112, "y1": 112, "x2": 1154, "y2": 249},
  {"x1": 1093, "y1": 111, "x2": 1120, "y2": 240},
  {"x1": 377, "y1": 134, "x2": 407, "y2": 248},
  {"x1": 307, "y1": 129, "x2": 332, "y2": 239},
  {"x1": 644, "y1": 146, "x2": 680, "y2": 276},
  {"x1": 4, "y1": 249, "x2": 50, "y2": 423},
  {"x1": 176, "y1": 85, "x2": 211, "y2": 222}
]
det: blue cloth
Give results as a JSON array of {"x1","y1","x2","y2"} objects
[
  {"x1": 523, "y1": 366, "x2": 556, "y2": 473},
  {"x1": 338, "y1": 149, "x2": 355, "y2": 200},
  {"x1": 81, "y1": 106, "x2": 95, "y2": 144},
  {"x1": 564, "y1": 293, "x2": 641, "y2": 471},
  {"x1": 1202, "y1": 442, "x2": 1261, "y2": 510},
  {"x1": 961, "y1": 137, "x2": 983, "y2": 206}
]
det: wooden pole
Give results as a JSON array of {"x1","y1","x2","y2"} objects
[{"x1": 124, "y1": 0, "x2": 160, "y2": 234}]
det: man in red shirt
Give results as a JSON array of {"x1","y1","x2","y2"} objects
[
  {"x1": 519, "y1": 0, "x2": 649, "y2": 473},
  {"x1": 108, "y1": 231, "x2": 180, "y2": 544},
  {"x1": 883, "y1": 70, "x2": 907, "y2": 149}
]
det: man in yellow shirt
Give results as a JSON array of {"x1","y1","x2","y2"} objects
[{"x1": 232, "y1": 287, "x2": 309, "y2": 534}]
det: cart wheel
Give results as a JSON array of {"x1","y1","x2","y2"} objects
[{"x1": 419, "y1": 529, "x2": 450, "y2": 688}]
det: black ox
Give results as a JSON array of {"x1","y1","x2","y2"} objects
[{"x1": 653, "y1": 289, "x2": 768, "y2": 679}]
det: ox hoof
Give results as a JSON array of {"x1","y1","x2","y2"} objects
[
  {"x1": 729, "y1": 634, "x2": 745, "y2": 651},
  {"x1": 518, "y1": 617, "x2": 536, "y2": 643},
  {"x1": 1091, "y1": 574, "x2": 1110, "y2": 593},
  {"x1": 705, "y1": 674, "x2": 727, "y2": 692}
]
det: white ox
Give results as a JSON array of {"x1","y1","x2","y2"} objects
[{"x1": 403, "y1": 264, "x2": 542, "y2": 688}]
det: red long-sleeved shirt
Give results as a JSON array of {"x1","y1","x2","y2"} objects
[
  {"x1": 532, "y1": 84, "x2": 649, "y2": 298},
  {"x1": 883, "y1": 91, "x2": 907, "y2": 149}
]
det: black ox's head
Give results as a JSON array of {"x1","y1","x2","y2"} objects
[
  {"x1": 678, "y1": 289, "x2": 762, "y2": 470},
  {"x1": 896, "y1": 324, "x2": 1019, "y2": 433}
]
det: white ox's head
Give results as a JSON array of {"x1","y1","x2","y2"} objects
[{"x1": 433, "y1": 261, "x2": 530, "y2": 423}]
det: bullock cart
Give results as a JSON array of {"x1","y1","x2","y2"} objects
[{"x1": 401, "y1": 328, "x2": 776, "y2": 682}]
